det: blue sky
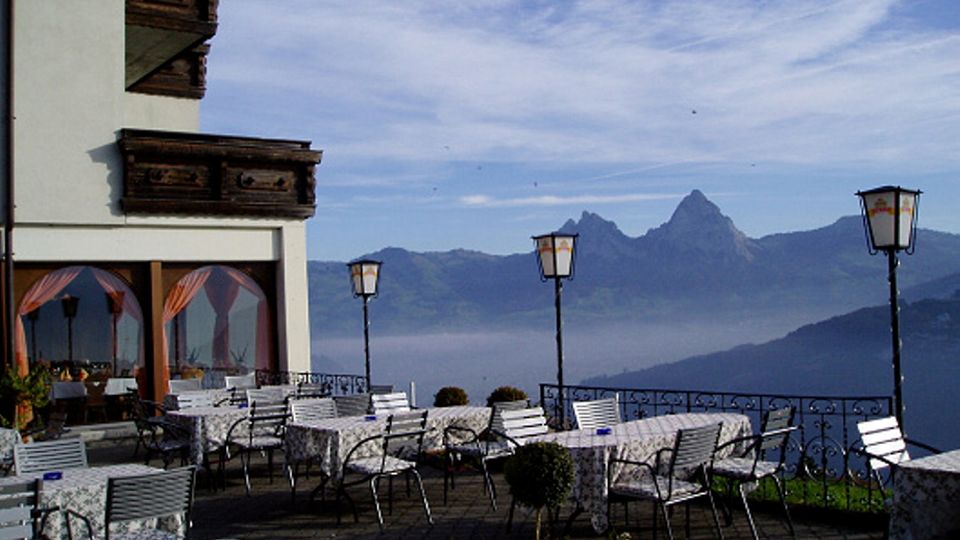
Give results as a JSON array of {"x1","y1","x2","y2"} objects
[{"x1": 201, "y1": 0, "x2": 960, "y2": 262}]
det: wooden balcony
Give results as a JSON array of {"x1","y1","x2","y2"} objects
[
  {"x1": 118, "y1": 129, "x2": 322, "y2": 219},
  {"x1": 126, "y1": 0, "x2": 219, "y2": 98}
]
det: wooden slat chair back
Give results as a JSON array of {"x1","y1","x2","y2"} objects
[
  {"x1": 291, "y1": 398, "x2": 338, "y2": 423},
  {"x1": 384, "y1": 410, "x2": 430, "y2": 458},
  {"x1": 176, "y1": 391, "x2": 214, "y2": 409},
  {"x1": 369, "y1": 384, "x2": 394, "y2": 395},
  {"x1": 372, "y1": 392, "x2": 411, "y2": 416},
  {"x1": 225, "y1": 373, "x2": 257, "y2": 391},
  {"x1": 14, "y1": 438, "x2": 88, "y2": 475},
  {"x1": 489, "y1": 400, "x2": 530, "y2": 435},
  {"x1": 857, "y1": 416, "x2": 911, "y2": 473},
  {"x1": 0, "y1": 478, "x2": 41, "y2": 540},
  {"x1": 168, "y1": 378, "x2": 202, "y2": 394},
  {"x1": 227, "y1": 402, "x2": 290, "y2": 495},
  {"x1": 670, "y1": 422, "x2": 722, "y2": 479},
  {"x1": 498, "y1": 406, "x2": 548, "y2": 448},
  {"x1": 572, "y1": 396, "x2": 621, "y2": 430},
  {"x1": 295, "y1": 382, "x2": 329, "y2": 399},
  {"x1": 333, "y1": 393, "x2": 371, "y2": 417}
]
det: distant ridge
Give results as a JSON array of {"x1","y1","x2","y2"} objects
[{"x1": 309, "y1": 190, "x2": 960, "y2": 336}]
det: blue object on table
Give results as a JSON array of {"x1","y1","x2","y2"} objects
[
  {"x1": 238, "y1": 403, "x2": 248, "y2": 409},
  {"x1": 595, "y1": 427, "x2": 612, "y2": 436},
  {"x1": 364, "y1": 415, "x2": 377, "y2": 421},
  {"x1": 43, "y1": 471, "x2": 63, "y2": 481}
]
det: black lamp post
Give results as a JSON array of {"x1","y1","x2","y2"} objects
[
  {"x1": 61, "y1": 294, "x2": 80, "y2": 363},
  {"x1": 533, "y1": 232, "x2": 578, "y2": 428},
  {"x1": 856, "y1": 186, "x2": 921, "y2": 430},
  {"x1": 107, "y1": 291, "x2": 125, "y2": 376},
  {"x1": 348, "y1": 259, "x2": 382, "y2": 390}
]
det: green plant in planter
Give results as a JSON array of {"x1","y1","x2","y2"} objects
[
  {"x1": 434, "y1": 386, "x2": 468, "y2": 407},
  {"x1": 1, "y1": 364, "x2": 52, "y2": 430},
  {"x1": 486, "y1": 385, "x2": 528, "y2": 407},
  {"x1": 504, "y1": 442, "x2": 574, "y2": 540}
]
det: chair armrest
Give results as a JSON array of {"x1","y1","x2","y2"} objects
[
  {"x1": 849, "y1": 445, "x2": 903, "y2": 470},
  {"x1": 443, "y1": 425, "x2": 483, "y2": 446},
  {"x1": 341, "y1": 433, "x2": 386, "y2": 478},
  {"x1": 905, "y1": 438, "x2": 942, "y2": 455},
  {"x1": 64, "y1": 508, "x2": 93, "y2": 540},
  {"x1": 714, "y1": 433, "x2": 761, "y2": 457}
]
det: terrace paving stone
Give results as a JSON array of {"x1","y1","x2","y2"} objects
[{"x1": 86, "y1": 438, "x2": 884, "y2": 539}]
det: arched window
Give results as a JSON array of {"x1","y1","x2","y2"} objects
[
  {"x1": 15, "y1": 266, "x2": 144, "y2": 378},
  {"x1": 162, "y1": 265, "x2": 272, "y2": 389}
]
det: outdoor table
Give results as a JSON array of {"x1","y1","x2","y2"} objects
[
  {"x1": 0, "y1": 427, "x2": 18, "y2": 472},
  {"x1": 104, "y1": 377, "x2": 137, "y2": 395},
  {"x1": 165, "y1": 405, "x2": 249, "y2": 466},
  {"x1": 0, "y1": 463, "x2": 175, "y2": 539},
  {"x1": 889, "y1": 448, "x2": 960, "y2": 539},
  {"x1": 285, "y1": 405, "x2": 491, "y2": 481},
  {"x1": 534, "y1": 411, "x2": 752, "y2": 533}
]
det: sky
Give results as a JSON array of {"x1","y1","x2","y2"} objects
[{"x1": 200, "y1": 0, "x2": 960, "y2": 262}]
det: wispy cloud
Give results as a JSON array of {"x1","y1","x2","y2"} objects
[{"x1": 460, "y1": 193, "x2": 682, "y2": 208}]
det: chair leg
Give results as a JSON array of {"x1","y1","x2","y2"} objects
[
  {"x1": 708, "y1": 488, "x2": 726, "y2": 540},
  {"x1": 371, "y1": 476, "x2": 385, "y2": 532},
  {"x1": 660, "y1": 502, "x2": 675, "y2": 540},
  {"x1": 738, "y1": 483, "x2": 759, "y2": 540},
  {"x1": 771, "y1": 475, "x2": 796, "y2": 538},
  {"x1": 480, "y1": 457, "x2": 497, "y2": 510},
  {"x1": 507, "y1": 496, "x2": 517, "y2": 532},
  {"x1": 242, "y1": 450, "x2": 252, "y2": 496},
  {"x1": 411, "y1": 468, "x2": 433, "y2": 525}
]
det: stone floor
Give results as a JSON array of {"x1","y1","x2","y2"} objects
[{"x1": 87, "y1": 440, "x2": 885, "y2": 539}]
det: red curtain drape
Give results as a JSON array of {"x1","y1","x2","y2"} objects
[
  {"x1": 220, "y1": 266, "x2": 273, "y2": 371},
  {"x1": 161, "y1": 268, "x2": 212, "y2": 394},
  {"x1": 204, "y1": 269, "x2": 240, "y2": 370},
  {"x1": 13, "y1": 266, "x2": 84, "y2": 427}
]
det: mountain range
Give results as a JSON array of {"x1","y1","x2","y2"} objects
[{"x1": 308, "y1": 190, "x2": 960, "y2": 337}]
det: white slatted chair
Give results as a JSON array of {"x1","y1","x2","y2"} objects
[
  {"x1": 295, "y1": 382, "x2": 330, "y2": 399},
  {"x1": 246, "y1": 387, "x2": 284, "y2": 406},
  {"x1": 175, "y1": 391, "x2": 214, "y2": 410},
  {"x1": 855, "y1": 416, "x2": 940, "y2": 486},
  {"x1": 65, "y1": 466, "x2": 196, "y2": 540},
  {"x1": 290, "y1": 398, "x2": 338, "y2": 423},
  {"x1": 572, "y1": 396, "x2": 622, "y2": 430},
  {"x1": 168, "y1": 379, "x2": 202, "y2": 394},
  {"x1": 224, "y1": 373, "x2": 257, "y2": 391},
  {"x1": 608, "y1": 423, "x2": 725, "y2": 540},
  {"x1": 497, "y1": 406, "x2": 549, "y2": 448},
  {"x1": 371, "y1": 392, "x2": 410, "y2": 416},
  {"x1": 14, "y1": 438, "x2": 88, "y2": 475},
  {"x1": 0, "y1": 478, "x2": 41, "y2": 539},
  {"x1": 226, "y1": 402, "x2": 290, "y2": 495},
  {"x1": 336, "y1": 410, "x2": 432, "y2": 531},
  {"x1": 334, "y1": 394, "x2": 371, "y2": 417},
  {"x1": 443, "y1": 400, "x2": 529, "y2": 509}
]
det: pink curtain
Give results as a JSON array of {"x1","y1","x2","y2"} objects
[
  {"x1": 161, "y1": 268, "x2": 212, "y2": 394},
  {"x1": 204, "y1": 269, "x2": 240, "y2": 370},
  {"x1": 91, "y1": 269, "x2": 144, "y2": 374},
  {"x1": 14, "y1": 266, "x2": 84, "y2": 427},
  {"x1": 220, "y1": 266, "x2": 273, "y2": 371}
]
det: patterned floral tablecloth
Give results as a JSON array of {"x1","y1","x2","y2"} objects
[
  {"x1": 534, "y1": 412, "x2": 751, "y2": 533},
  {"x1": 889, "y1": 448, "x2": 960, "y2": 540},
  {"x1": 0, "y1": 427, "x2": 19, "y2": 472},
  {"x1": 166, "y1": 405, "x2": 250, "y2": 466},
  {"x1": 285, "y1": 406, "x2": 491, "y2": 480},
  {"x1": 0, "y1": 463, "x2": 177, "y2": 539}
]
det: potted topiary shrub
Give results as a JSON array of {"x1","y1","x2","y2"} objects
[
  {"x1": 0, "y1": 364, "x2": 51, "y2": 431},
  {"x1": 434, "y1": 386, "x2": 468, "y2": 407},
  {"x1": 486, "y1": 385, "x2": 528, "y2": 407},
  {"x1": 503, "y1": 442, "x2": 574, "y2": 540}
]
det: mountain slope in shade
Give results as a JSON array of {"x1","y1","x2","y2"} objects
[
  {"x1": 581, "y1": 296, "x2": 960, "y2": 449},
  {"x1": 309, "y1": 190, "x2": 960, "y2": 335}
]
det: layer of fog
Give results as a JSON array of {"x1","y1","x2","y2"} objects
[{"x1": 311, "y1": 317, "x2": 801, "y2": 407}]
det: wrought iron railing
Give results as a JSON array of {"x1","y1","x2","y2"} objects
[
  {"x1": 540, "y1": 383, "x2": 896, "y2": 512},
  {"x1": 254, "y1": 369, "x2": 369, "y2": 396}
]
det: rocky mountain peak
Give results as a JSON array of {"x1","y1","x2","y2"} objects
[{"x1": 644, "y1": 190, "x2": 757, "y2": 262}]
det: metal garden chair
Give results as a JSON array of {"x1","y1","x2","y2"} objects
[
  {"x1": 66, "y1": 466, "x2": 196, "y2": 540},
  {"x1": 224, "y1": 373, "x2": 256, "y2": 391},
  {"x1": 174, "y1": 391, "x2": 214, "y2": 410},
  {"x1": 608, "y1": 422, "x2": 725, "y2": 540},
  {"x1": 335, "y1": 410, "x2": 432, "y2": 531},
  {"x1": 0, "y1": 478, "x2": 42, "y2": 539},
  {"x1": 225, "y1": 401, "x2": 290, "y2": 495},
  {"x1": 333, "y1": 393, "x2": 371, "y2": 417},
  {"x1": 245, "y1": 388, "x2": 284, "y2": 407},
  {"x1": 290, "y1": 398, "x2": 338, "y2": 423},
  {"x1": 14, "y1": 437, "x2": 88, "y2": 475},
  {"x1": 571, "y1": 396, "x2": 622, "y2": 431},
  {"x1": 710, "y1": 407, "x2": 798, "y2": 539},
  {"x1": 168, "y1": 379, "x2": 202, "y2": 394},
  {"x1": 442, "y1": 399, "x2": 529, "y2": 509}
]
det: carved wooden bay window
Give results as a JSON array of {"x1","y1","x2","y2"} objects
[{"x1": 118, "y1": 129, "x2": 322, "y2": 219}]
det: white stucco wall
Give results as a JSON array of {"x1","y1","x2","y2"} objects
[{"x1": 123, "y1": 93, "x2": 200, "y2": 132}]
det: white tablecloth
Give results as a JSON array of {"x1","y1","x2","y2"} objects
[
  {"x1": 285, "y1": 405, "x2": 491, "y2": 480},
  {"x1": 535, "y1": 412, "x2": 752, "y2": 533},
  {"x1": 104, "y1": 377, "x2": 137, "y2": 396},
  {"x1": 0, "y1": 464, "x2": 176, "y2": 539},
  {"x1": 162, "y1": 388, "x2": 233, "y2": 411},
  {"x1": 890, "y1": 448, "x2": 960, "y2": 540}
]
